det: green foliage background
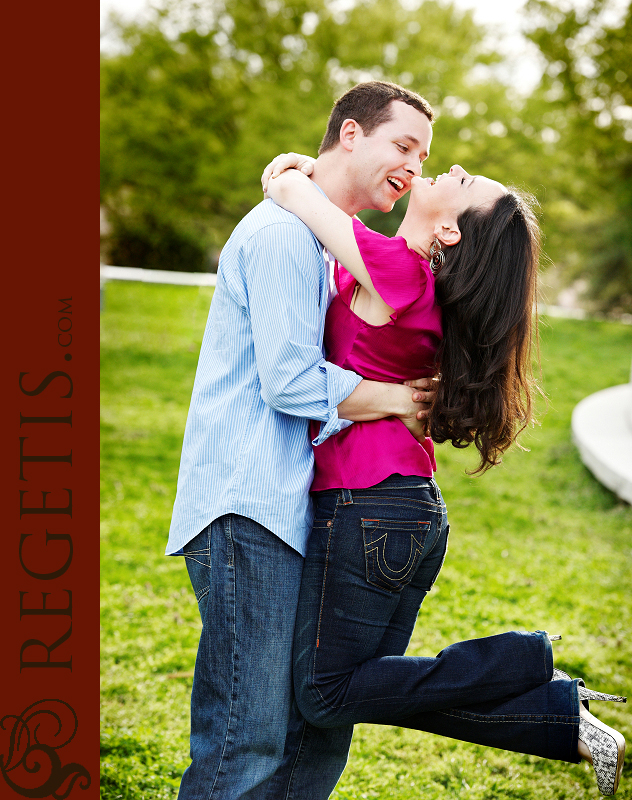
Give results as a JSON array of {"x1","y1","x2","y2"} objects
[
  {"x1": 101, "y1": 280, "x2": 632, "y2": 798},
  {"x1": 100, "y1": 0, "x2": 632, "y2": 310}
]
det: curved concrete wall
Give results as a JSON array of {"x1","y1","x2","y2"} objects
[{"x1": 571, "y1": 366, "x2": 632, "y2": 504}]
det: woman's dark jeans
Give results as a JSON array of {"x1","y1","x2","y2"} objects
[{"x1": 293, "y1": 474, "x2": 581, "y2": 763}]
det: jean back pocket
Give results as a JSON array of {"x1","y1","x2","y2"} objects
[{"x1": 362, "y1": 518, "x2": 431, "y2": 592}]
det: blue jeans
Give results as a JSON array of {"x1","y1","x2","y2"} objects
[
  {"x1": 294, "y1": 475, "x2": 581, "y2": 763},
  {"x1": 178, "y1": 515, "x2": 353, "y2": 800}
]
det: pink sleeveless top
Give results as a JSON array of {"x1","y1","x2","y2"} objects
[{"x1": 310, "y1": 218, "x2": 443, "y2": 491}]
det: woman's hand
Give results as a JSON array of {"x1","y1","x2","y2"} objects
[
  {"x1": 264, "y1": 167, "x2": 313, "y2": 207},
  {"x1": 262, "y1": 152, "x2": 315, "y2": 195}
]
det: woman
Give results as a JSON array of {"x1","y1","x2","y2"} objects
[{"x1": 263, "y1": 159, "x2": 626, "y2": 795}]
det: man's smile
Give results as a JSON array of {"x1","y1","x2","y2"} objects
[{"x1": 387, "y1": 176, "x2": 407, "y2": 195}]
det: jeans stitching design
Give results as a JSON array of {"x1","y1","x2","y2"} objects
[
  {"x1": 362, "y1": 520, "x2": 431, "y2": 591},
  {"x1": 427, "y1": 522, "x2": 449, "y2": 590},
  {"x1": 183, "y1": 555, "x2": 210, "y2": 570},
  {"x1": 183, "y1": 527, "x2": 212, "y2": 605},
  {"x1": 311, "y1": 501, "x2": 347, "y2": 717},
  {"x1": 436, "y1": 708, "x2": 578, "y2": 723},
  {"x1": 349, "y1": 496, "x2": 441, "y2": 510},
  {"x1": 284, "y1": 719, "x2": 310, "y2": 800},
  {"x1": 195, "y1": 585, "x2": 210, "y2": 603},
  {"x1": 313, "y1": 502, "x2": 339, "y2": 679}
]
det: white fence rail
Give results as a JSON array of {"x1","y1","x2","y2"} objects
[
  {"x1": 100, "y1": 264, "x2": 632, "y2": 326},
  {"x1": 100, "y1": 264, "x2": 217, "y2": 286}
]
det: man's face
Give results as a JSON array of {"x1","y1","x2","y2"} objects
[{"x1": 347, "y1": 101, "x2": 433, "y2": 214}]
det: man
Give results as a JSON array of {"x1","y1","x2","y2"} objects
[{"x1": 168, "y1": 81, "x2": 435, "y2": 799}]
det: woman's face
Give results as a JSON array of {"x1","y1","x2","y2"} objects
[{"x1": 411, "y1": 164, "x2": 505, "y2": 220}]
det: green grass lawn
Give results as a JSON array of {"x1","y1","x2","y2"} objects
[{"x1": 101, "y1": 280, "x2": 632, "y2": 799}]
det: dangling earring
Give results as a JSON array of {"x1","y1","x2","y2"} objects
[{"x1": 429, "y1": 237, "x2": 445, "y2": 273}]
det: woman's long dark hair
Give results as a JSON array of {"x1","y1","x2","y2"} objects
[{"x1": 429, "y1": 189, "x2": 541, "y2": 473}]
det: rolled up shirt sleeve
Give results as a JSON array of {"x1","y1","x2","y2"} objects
[
  {"x1": 311, "y1": 361, "x2": 359, "y2": 445},
  {"x1": 245, "y1": 220, "x2": 361, "y2": 439}
]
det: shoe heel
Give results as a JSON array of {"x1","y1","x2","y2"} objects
[
  {"x1": 579, "y1": 686, "x2": 627, "y2": 704},
  {"x1": 551, "y1": 670, "x2": 626, "y2": 703}
]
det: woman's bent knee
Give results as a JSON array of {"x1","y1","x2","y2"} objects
[{"x1": 295, "y1": 674, "x2": 351, "y2": 729}]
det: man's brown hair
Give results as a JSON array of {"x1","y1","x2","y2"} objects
[{"x1": 318, "y1": 81, "x2": 434, "y2": 154}]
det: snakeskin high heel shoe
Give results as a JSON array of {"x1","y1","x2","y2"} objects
[
  {"x1": 550, "y1": 659, "x2": 626, "y2": 793},
  {"x1": 579, "y1": 704, "x2": 626, "y2": 796}
]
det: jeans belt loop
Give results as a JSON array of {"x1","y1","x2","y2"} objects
[{"x1": 341, "y1": 488, "x2": 354, "y2": 505}]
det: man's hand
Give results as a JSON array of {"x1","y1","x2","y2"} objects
[
  {"x1": 404, "y1": 376, "x2": 439, "y2": 421},
  {"x1": 262, "y1": 152, "x2": 316, "y2": 195}
]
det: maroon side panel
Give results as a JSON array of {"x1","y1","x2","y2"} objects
[{"x1": 1, "y1": 2, "x2": 99, "y2": 797}]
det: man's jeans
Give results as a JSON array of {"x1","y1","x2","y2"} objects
[
  {"x1": 294, "y1": 474, "x2": 581, "y2": 763},
  {"x1": 178, "y1": 514, "x2": 353, "y2": 800}
]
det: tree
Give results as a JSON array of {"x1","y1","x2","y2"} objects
[
  {"x1": 524, "y1": 0, "x2": 632, "y2": 312},
  {"x1": 101, "y1": 0, "x2": 521, "y2": 270},
  {"x1": 101, "y1": 14, "x2": 247, "y2": 270}
]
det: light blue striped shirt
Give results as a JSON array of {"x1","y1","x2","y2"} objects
[{"x1": 167, "y1": 197, "x2": 362, "y2": 556}]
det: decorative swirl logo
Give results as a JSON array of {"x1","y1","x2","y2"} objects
[{"x1": 0, "y1": 699, "x2": 91, "y2": 798}]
